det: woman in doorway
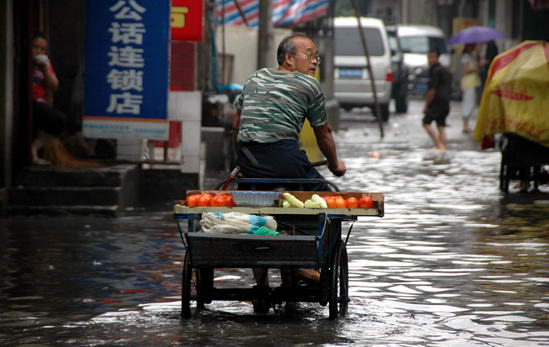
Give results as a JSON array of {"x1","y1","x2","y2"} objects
[{"x1": 30, "y1": 32, "x2": 66, "y2": 164}]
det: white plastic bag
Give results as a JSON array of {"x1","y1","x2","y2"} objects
[{"x1": 199, "y1": 212, "x2": 277, "y2": 234}]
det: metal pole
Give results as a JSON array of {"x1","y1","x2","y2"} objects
[
  {"x1": 221, "y1": 0, "x2": 226, "y2": 85},
  {"x1": 401, "y1": 0, "x2": 409, "y2": 24},
  {"x1": 232, "y1": 0, "x2": 250, "y2": 27},
  {"x1": 257, "y1": 0, "x2": 273, "y2": 69},
  {"x1": 349, "y1": 0, "x2": 384, "y2": 138}
]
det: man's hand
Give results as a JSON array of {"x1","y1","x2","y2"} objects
[
  {"x1": 424, "y1": 89, "x2": 435, "y2": 114},
  {"x1": 313, "y1": 123, "x2": 346, "y2": 177},
  {"x1": 328, "y1": 160, "x2": 346, "y2": 177}
]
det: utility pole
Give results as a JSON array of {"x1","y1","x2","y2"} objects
[
  {"x1": 257, "y1": 0, "x2": 274, "y2": 69},
  {"x1": 401, "y1": 0, "x2": 409, "y2": 24},
  {"x1": 350, "y1": 0, "x2": 384, "y2": 138}
]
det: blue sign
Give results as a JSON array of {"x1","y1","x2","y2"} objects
[{"x1": 84, "y1": 0, "x2": 170, "y2": 140}]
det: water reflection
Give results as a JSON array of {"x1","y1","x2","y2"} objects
[{"x1": 1, "y1": 107, "x2": 548, "y2": 345}]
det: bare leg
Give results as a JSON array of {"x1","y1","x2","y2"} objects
[
  {"x1": 31, "y1": 132, "x2": 52, "y2": 165},
  {"x1": 463, "y1": 117, "x2": 470, "y2": 133},
  {"x1": 31, "y1": 138, "x2": 43, "y2": 162},
  {"x1": 437, "y1": 125, "x2": 447, "y2": 151},
  {"x1": 295, "y1": 268, "x2": 320, "y2": 281},
  {"x1": 423, "y1": 123, "x2": 445, "y2": 150}
]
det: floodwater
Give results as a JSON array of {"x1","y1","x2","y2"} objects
[{"x1": 1, "y1": 102, "x2": 548, "y2": 346}]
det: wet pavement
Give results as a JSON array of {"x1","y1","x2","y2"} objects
[{"x1": 1, "y1": 100, "x2": 548, "y2": 346}]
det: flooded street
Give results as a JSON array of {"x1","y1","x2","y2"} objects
[{"x1": 1, "y1": 101, "x2": 548, "y2": 346}]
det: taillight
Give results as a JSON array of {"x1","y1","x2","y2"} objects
[{"x1": 386, "y1": 69, "x2": 393, "y2": 82}]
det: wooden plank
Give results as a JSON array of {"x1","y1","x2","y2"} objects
[
  {"x1": 173, "y1": 205, "x2": 381, "y2": 217},
  {"x1": 175, "y1": 190, "x2": 385, "y2": 217}
]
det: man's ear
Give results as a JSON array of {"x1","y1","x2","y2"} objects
[{"x1": 284, "y1": 53, "x2": 295, "y2": 69}]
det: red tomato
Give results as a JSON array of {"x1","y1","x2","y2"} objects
[
  {"x1": 358, "y1": 196, "x2": 373, "y2": 209},
  {"x1": 211, "y1": 195, "x2": 226, "y2": 207},
  {"x1": 335, "y1": 197, "x2": 347, "y2": 208},
  {"x1": 223, "y1": 194, "x2": 235, "y2": 207},
  {"x1": 346, "y1": 197, "x2": 358, "y2": 208},
  {"x1": 324, "y1": 196, "x2": 337, "y2": 208},
  {"x1": 197, "y1": 194, "x2": 212, "y2": 207},
  {"x1": 186, "y1": 194, "x2": 199, "y2": 207}
]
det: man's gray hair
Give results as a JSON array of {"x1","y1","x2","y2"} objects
[{"x1": 276, "y1": 32, "x2": 310, "y2": 65}]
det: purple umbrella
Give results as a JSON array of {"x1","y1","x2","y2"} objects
[{"x1": 446, "y1": 26, "x2": 505, "y2": 45}]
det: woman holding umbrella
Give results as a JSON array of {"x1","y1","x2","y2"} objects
[
  {"x1": 460, "y1": 43, "x2": 481, "y2": 133},
  {"x1": 446, "y1": 26, "x2": 504, "y2": 133}
]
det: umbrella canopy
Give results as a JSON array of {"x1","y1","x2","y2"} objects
[
  {"x1": 473, "y1": 41, "x2": 549, "y2": 147},
  {"x1": 446, "y1": 26, "x2": 505, "y2": 45}
]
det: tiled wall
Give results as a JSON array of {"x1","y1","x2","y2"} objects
[{"x1": 169, "y1": 91, "x2": 202, "y2": 173}]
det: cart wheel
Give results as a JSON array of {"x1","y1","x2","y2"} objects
[
  {"x1": 328, "y1": 241, "x2": 349, "y2": 320},
  {"x1": 181, "y1": 250, "x2": 192, "y2": 319}
]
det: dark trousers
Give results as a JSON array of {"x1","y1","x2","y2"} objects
[
  {"x1": 422, "y1": 100, "x2": 450, "y2": 127},
  {"x1": 33, "y1": 101, "x2": 66, "y2": 137},
  {"x1": 236, "y1": 140, "x2": 330, "y2": 191}
]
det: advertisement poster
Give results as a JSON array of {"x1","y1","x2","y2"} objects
[{"x1": 84, "y1": 0, "x2": 170, "y2": 140}]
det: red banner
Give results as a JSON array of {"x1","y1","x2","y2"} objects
[{"x1": 171, "y1": 0, "x2": 204, "y2": 42}]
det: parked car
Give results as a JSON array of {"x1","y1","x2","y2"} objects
[
  {"x1": 386, "y1": 25, "x2": 409, "y2": 113},
  {"x1": 396, "y1": 25, "x2": 450, "y2": 96},
  {"x1": 334, "y1": 17, "x2": 393, "y2": 121}
]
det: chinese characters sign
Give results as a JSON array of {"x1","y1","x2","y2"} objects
[
  {"x1": 84, "y1": 0, "x2": 170, "y2": 140},
  {"x1": 171, "y1": 0, "x2": 204, "y2": 42}
]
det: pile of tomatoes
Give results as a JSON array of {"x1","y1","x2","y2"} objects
[
  {"x1": 183, "y1": 193, "x2": 373, "y2": 209},
  {"x1": 322, "y1": 195, "x2": 373, "y2": 209},
  {"x1": 185, "y1": 193, "x2": 235, "y2": 207}
]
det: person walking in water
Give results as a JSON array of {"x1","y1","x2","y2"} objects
[
  {"x1": 423, "y1": 49, "x2": 452, "y2": 151},
  {"x1": 460, "y1": 43, "x2": 481, "y2": 133}
]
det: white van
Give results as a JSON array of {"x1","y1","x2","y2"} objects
[
  {"x1": 334, "y1": 17, "x2": 393, "y2": 121},
  {"x1": 396, "y1": 25, "x2": 450, "y2": 95}
]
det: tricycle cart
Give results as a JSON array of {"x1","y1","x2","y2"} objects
[
  {"x1": 499, "y1": 132, "x2": 549, "y2": 193},
  {"x1": 173, "y1": 187, "x2": 384, "y2": 320},
  {"x1": 473, "y1": 41, "x2": 549, "y2": 193}
]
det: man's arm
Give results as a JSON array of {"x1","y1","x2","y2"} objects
[
  {"x1": 423, "y1": 88, "x2": 436, "y2": 113},
  {"x1": 423, "y1": 67, "x2": 439, "y2": 113},
  {"x1": 312, "y1": 123, "x2": 346, "y2": 177}
]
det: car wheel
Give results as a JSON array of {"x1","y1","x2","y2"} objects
[
  {"x1": 373, "y1": 103, "x2": 390, "y2": 122},
  {"x1": 381, "y1": 103, "x2": 390, "y2": 122},
  {"x1": 394, "y1": 83, "x2": 409, "y2": 114}
]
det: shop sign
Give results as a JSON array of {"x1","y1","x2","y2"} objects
[
  {"x1": 171, "y1": 0, "x2": 204, "y2": 42},
  {"x1": 84, "y1": 0, "x2": 170, "y2": 140}
]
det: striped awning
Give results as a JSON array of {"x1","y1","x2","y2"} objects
[{"x1": 216, "y1": 0, "x2": 330, "y2": 27}]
